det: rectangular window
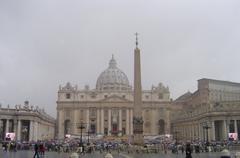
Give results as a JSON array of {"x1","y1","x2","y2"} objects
[
  {"x1": 66, "y1": 93, "x2": 71, "y2": 99},
  {"x1": 158, "y1": 93, "x2": 163, "y2": 99}
]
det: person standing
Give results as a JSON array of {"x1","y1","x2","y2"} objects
[
  {"x1": 185, "y1": 143, "x2": 192, "y2": 158},
  {"x1": 33, "y1": 143, "x2": 40, "y2": 158}
]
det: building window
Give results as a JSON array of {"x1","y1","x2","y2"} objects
[
  {"x1": 66, "y1": 93, "x2": 71, "y2": 99},
  {"x1": 145, "y1": 95, "x2": 149, "y2": 99},
  {"x1": 104, "y1": 95, "x2": 108, "y2": 98},
  {"x1": 104, "y1": 128, "x2": 108, "y2": 135},
  {"x1": 158, "y1": 93, "x2": 163, "y2": 99},
  {"x1": 81, "y1": 95, "x2": 84, "y2": 99},
  {"x1": 122, "y1": 95, "x2": 126, "y2": 98}
]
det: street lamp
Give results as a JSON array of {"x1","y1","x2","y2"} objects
[
  {"x1": 78, "y1": 122, "x2": 85, "y2": 147},
  {"x1": 87, "y1": 129, "x2": 91, "y2": 145},
  {"x1": 173, "y1": 131, "x2": 179, "y2": 145}
]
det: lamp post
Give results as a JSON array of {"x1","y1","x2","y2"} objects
[
  {"x1": 78, "y1": 122, "x2": 85, "y2": 147},
  {"x1": 173, "y1": 131, "x2": 179, "y2": 145},
  {"x1": 87, "y1": 129, "x2": 91, "y2": 145}
]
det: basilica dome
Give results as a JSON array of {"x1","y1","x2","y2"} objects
[{"x1": 96, "y1": 56, "x2": 131, "y2": 91}]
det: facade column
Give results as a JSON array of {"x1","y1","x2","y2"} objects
[
  {"x1": 58, "y1": 110, "x2": 64, "y2": 139},
  {"x1": 101, "y1": 108, "x2": 104, "y2": 134},
  {"x1": 34, "y1": 121, "x2": 38, "y2": 141},
  {"x1": 108, "y1": 109, "x2": 112, "y2": 136},
  {"x1": 73, "y1": 110, "x2": 78, "y2": 134},
  {"x1": 86, "y1": 109, "x2": 89, "y2": 132},
  {"x1": 151, "y1": 110, "x2": 156, "y2": 135},
  {"x1": 118, "y1": 109, "x2": 122, "y2": 136},
  {"x1": 5, "y1": 119, "x2": 9, "y2": 134},
  {"x1": 130, "y1": 109, "x2": 133, "y2": 135},
  {"x1": 97, "y1": 109, "x2": 100, "y2": 134},
  {"x1": 17, "y1": 120, "x2": 21, "y2": 141},
  {"x1": 234, "y1": 120, "x2": 238, "y2": 139},
  {"x1": 126, "y1": 109, "x2": 129, "y2": 135},
  {"x1": 211, "y1": 121, "x2": 215, "y2": 141},
  {"x1": 190, "y1": 125, "x2": 192, "y2": 140}
]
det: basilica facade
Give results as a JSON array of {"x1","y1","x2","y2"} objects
[{"x1": 56, "y1": 56, "x2": 172, "y2": 139}]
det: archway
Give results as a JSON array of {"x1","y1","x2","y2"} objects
[
  {"x1": 158, "y1": 119, "x2": 165, "y2": 135},
  {"x1": 64, "y1": 120, "x2": 71, "y2": 135}
]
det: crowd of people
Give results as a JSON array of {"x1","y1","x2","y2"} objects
[{"x1": 0, "y1": 138, "x2": 238, "y2": 158}]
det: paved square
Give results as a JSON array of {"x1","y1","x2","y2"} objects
[{"x1": 0, "y1": 150, "x2": 238, "y2": 158}]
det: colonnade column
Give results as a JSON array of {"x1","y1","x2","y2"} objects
[
  {"x1": 101, "y1": 109, "x2": 104, "y2": 134},
  {"x1": 108, "y1": 109, "x2": 112, "y2": 136},
  {"x1": 234, "y1": 120, "x2": 238, "y2": 139},
  {"x1": 190, "y1": 125, "x2": 192, "y2": 140},
  {"x1": 199, "y1": 123, "x2": 203, "y2": 141},
  {"x1": 198, "y1": 123, "x2": 202, "y2": 140},
  {"x1": 29, "y1": 120, "x2": 33, "y2": 141},
  {"x1": 118, "y1": 109, "x2": 122, "y2": 136},
  {"x1": 34, "y1": 121, "x2": 38, "y2": 141},
  {"x1": 130, "y1": 109, "x2": 133, "y2": 135},
  {"x1": 223, "y1": 120, "x2": 227, "y2": 140},
  {"x1": 17, "y1": 120, "x2": 21, "y2": 140},
  {"x1": 126, "y1": 109, "x2": 129, "y2": 135},
  {"x1": 5, "y1": 119, "x2": 9, "y2": 134}
]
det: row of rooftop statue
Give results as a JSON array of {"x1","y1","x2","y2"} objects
[{"x1": 0, "y1": 100, "x2": 46, "y2": 114}]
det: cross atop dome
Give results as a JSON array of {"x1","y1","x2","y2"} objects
[
  {"x1": 109, "y1": 54, "x2": 117, "y2": 68},
  {"x1": 135, "y1": 32, "x2": 139, "y2": 48}
]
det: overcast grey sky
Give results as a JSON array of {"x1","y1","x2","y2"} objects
[{"x1": 0, "y1": 0, "x2": 240, "y2": 117}]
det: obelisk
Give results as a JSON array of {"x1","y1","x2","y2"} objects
[{"x1": 133, "y1": 33, "x2": 144, "y2": 145}]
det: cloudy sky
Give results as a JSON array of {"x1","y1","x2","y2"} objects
[{"x1": 0, "y1": 0, "x2": 240, "y2": 117}]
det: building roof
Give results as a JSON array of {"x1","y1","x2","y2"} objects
[{"x1": 96, "y1": 55, "x2": 131, "y2": 91}]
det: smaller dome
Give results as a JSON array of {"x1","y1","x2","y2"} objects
[{"x1": 96, "y1": 55, "x2": 131, "y2": 91}]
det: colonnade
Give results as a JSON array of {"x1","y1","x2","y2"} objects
[
  {"x1": 174, "y1": 119, "x2": 240, "y2": 142},
  {"x1": 0, "y1": 119, "x2": 39, "y2": 141}
]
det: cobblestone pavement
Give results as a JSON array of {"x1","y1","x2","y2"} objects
[{"x1": 0, "y1": 150, "x2": 238, "y2": 158}]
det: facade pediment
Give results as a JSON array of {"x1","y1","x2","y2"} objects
[{"x1": 100, "y1": 95, "x2": 131, "y2": 102}]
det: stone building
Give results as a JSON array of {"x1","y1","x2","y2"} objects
[
  {"x1": 0, "y1": 101, "x2": 55, "y2": 141},
  {"x1": 171, "y1": 78, "x2": 240, "y2": 142},
  {"x1": 56, "y1": 56, "x2": 172, "y2": 139}
]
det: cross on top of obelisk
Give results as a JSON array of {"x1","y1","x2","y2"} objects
[{"x1": 135, "y1": 32, "x2": 139, "y2": 47}]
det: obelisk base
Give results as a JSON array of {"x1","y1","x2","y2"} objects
[
  {"x1": 133, "y1": 134, "x2": 144, "y2": 145},
  {"x1": 133, "y1": 116, "x2": 144, "y2": 145}
]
